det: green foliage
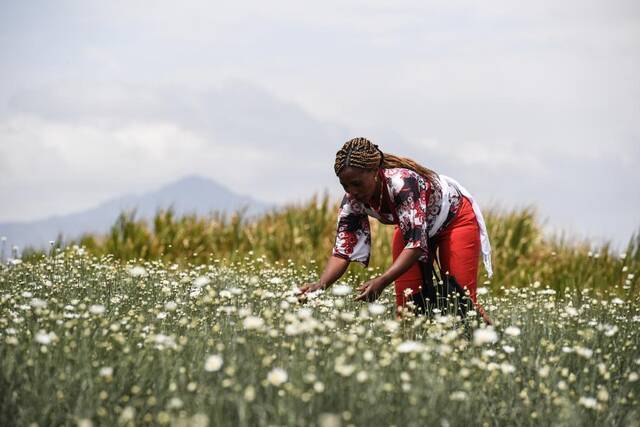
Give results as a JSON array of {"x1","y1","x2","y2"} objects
[{"x1": 22, "y1": 194, "x2": 640, "y2": 293}]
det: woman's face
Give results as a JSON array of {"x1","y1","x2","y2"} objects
[{"x1": 338, "y1": 166, "x2": 377, "y2": 204}]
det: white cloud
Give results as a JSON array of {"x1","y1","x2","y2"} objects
[
  {"x1": 0, "y1": 82, "x2": 348, "y2": 221},
  {"x1": 413, "y1": 138, "x2": 548, "y2": 175}
]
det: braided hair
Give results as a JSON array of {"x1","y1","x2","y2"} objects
[{"x1": 334, "y1": 137, "x2": 441, "y2": 192}]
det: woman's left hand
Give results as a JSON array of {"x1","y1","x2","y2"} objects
[{"x1": 355, "y1": 277, "x2": 387, "y2": 302}]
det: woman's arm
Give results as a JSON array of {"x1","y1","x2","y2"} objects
[
  {"x1": 299, "y1": 194, "x2": 369, "y2": 295},
  {"x1": 298, "y1": 255, "x2": 350, "y2": 294},
  {"x1": 355, "y1": 247, "x2": 421, "y2": 302}
]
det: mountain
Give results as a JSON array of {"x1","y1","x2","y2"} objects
[{"x1": 0, "y1": 175, "x2": 274, "y2": 256}]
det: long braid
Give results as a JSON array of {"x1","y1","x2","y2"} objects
[{"x1": 334, "y1": 137, "x2": 441, "y2": 192}]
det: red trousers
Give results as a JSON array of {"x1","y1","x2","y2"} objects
[{"x1": 392, "y1": 196, "x2": 490, "y2": 321}]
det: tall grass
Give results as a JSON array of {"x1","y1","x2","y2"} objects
[{"x1": 22, "y1": 194, "x2": 640, "y2": 294}]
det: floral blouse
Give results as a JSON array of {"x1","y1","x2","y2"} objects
[{"x1": 332, "y1": 167, "x2": 462, "y2": 266}]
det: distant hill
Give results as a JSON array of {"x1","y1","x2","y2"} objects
[{"x1": 0, "y1": 175, "x2": 273, "y2": 256}]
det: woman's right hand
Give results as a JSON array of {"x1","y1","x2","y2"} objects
[
  {"x1": 297, "y1": 255, "x2": 349, "y2": 300},
  {"x1": 297, "y1": 282, "x2": 325, "y2": 295}
]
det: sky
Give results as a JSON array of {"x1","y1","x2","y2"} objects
[{"x1": 0, "y1": 0, "x2": 639, "y2": 249}]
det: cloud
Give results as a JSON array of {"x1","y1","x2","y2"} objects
[{"x1": 0, "y1": 81, "x2": 350, "y2": 221}]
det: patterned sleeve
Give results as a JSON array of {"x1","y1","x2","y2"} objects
[
  {"x1": 392, "y1": 173, "x2": 431, "y2": 262},
  {"x1": 332, "y1": 195, "x2": 372, "y2": 267}
]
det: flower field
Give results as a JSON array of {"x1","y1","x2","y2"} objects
[{"x1": 1, "y1": 248, "x2": 639, "y2": 426}]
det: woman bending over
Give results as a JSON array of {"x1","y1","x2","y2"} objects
[{"x1": 299, "y1": 137, "x2": 493, "y2": 323}]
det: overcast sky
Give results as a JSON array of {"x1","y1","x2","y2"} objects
[{"x1": 0, "y1": 0, "x2": 638, "y2": 248}]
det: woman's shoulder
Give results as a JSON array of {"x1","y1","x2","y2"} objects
[
  {"x1": 382, "y1": 166, "x2": 417, "y2": 178},
  {"x1": 382, "y1": 167, "x2": 430, "y2": 194}
]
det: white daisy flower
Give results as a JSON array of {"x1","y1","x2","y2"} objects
[
  {"x1": 473, "y1": 327, "x2": 499, "y2": 346},
  {"x1": 267, "y1": 368, "x2": 288, "y2": 386},
  {"x1": 204, "y1": 354, "x2": 223, "y2": 372}
]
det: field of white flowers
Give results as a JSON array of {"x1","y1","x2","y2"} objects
[{"x1": 1, "y1": 248, "x2": 639, "y2": 427}]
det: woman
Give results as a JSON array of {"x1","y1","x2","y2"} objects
[{"x1": 298, "y1": 137, "x2": 493, "y2": 323}]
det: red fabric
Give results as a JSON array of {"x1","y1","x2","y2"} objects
[
  {"x1": 392, "y1": 231, "x2": 423, "y2": 307},
  {"x1": 392, "y1": 196, "x2": 491, "y2": 322}
]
